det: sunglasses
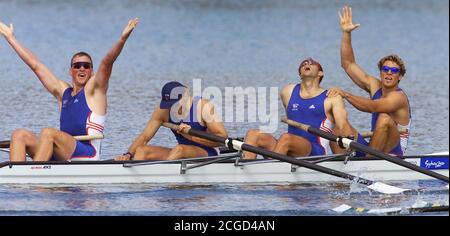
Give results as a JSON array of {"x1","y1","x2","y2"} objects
[
  {"x1": 72, "y1": 62, "x2": 92, "y2": 69},
  {"x1": 382, "y1": 66, "x2": 400, "y2": 74}
]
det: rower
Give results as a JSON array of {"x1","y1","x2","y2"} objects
[
  {"x1": 115, "y1": 81, "x2": 228, "y2": 161},
  {"x1": 327, "y1": 6, "x2": 412, "y2": 157},
  {"x1": 243, "y1": 57, "x2": 359, "y2": 159},
  {"x1": 0, "y1": 19, "x2": 138, "y2": 162}
]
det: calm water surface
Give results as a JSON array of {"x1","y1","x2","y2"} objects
[
  {"x1": 0, "y1": 0, "x2": 448, "y2": 215},
  {"x1": 0, "y1": 181, "x2": 448, "y2": 216}
]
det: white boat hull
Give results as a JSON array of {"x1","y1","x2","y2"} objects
[{"x1": 0, "y1": 154, "x2": 448, "y2": 184}]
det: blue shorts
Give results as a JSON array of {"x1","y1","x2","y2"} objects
[
  {"x1": 274, "y1": 136, "x2": 326, "y2": 157},
  {"x1": 200, "y1": 146, "x2": 219, "y2": 157},
  {"x1": 354, "y1": 134, "x2": 403, "y2": 157},
  {"x1": 309, "y1": 143, "x2": 326, "y2": 156},
  {"x1": 71, "y1": 140, "x2": 97, "y2": 159},
  {"x1": 49, "y1": 140, "x2": 97, "y2": 161}
]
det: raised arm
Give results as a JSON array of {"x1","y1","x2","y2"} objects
[
  {"x1": 339, "y1": 6, "x2": 378, "y2": 94},
  {"x1": 0, "y1": 22, "x2": 67, "y2": 99},
  {"x1": 92, "y1": 18, "x2": 139, "y2": 92}
]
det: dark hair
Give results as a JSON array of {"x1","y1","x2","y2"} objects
[
  {"x1": 71, "y1": 51, "x2": 93, "y2": 68},
  {"x1": 378, "y1": 54, "x2": 406, "y2": 76},
  {"x1": 298, "y1": 57, "x2": 324, "y2": 83}
]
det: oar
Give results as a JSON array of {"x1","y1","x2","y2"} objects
[
  {"x1": 0, "y1": 133, "x2": 104, "y2": 149},
  {"x1": 282, "y1": 117, "x2": 449, "y2": 183},
  {"x1": 162, "y1": 122, "x2": 410, "y2": 194},
  {"x1": 360, "y1": 131, "x2": 373, "y2": 138},
  {"x1": 73, "y1": 133, "x2": 105, "y2": 141},
  {"x1": 0, "y1": 141, "x2": 9, "y2": 149}
]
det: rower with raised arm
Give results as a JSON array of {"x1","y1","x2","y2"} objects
[
  {"x1": 243, "y1": 57, "x2": 359, "y2": 159},
  {"x1": 328, "y1": 6, "x2": 411, "y2": 157},
  {"x1": 115, "y1": 81, "x2": 228, "y2": 161},
  {"x1": 0, "y1": 18, "x2": 138, "y2": 162}
]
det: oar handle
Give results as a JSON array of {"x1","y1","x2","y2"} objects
[
  {"x1": 282, "y1": 117, "x2": 338, "y2": 142},
  {"x1": 73, "y1": 133, "x2": 105, "y2": 141},
  {"x1": 361, "y1": 131, "x2": 373, "y2": 138},
  {"x1": 162, "y1": 122, "x2": 181, "y2": 131},
  {"x1": 281, "y1": 117, "x2": 310, "y2": 131},
  {"x1": 162, "y1": 122, "x2": 224, "y2": 144}
]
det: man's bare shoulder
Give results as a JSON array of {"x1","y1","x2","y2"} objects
[
  {"x1": 387, "y1": 89, "x2": 409, "y2": 103},
  {"x1": 324, "y1": 94, "x2": 345, "y2": 111},
  {"x1": 280, "y1": 83, "x2": 297, "y2": 96}
]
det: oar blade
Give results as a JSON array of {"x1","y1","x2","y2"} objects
[
  {"x1": 332, "y1": 204, "x2": 353, "y2": 213},
  {"x1": 367, "y1": 182, "x2": 410, "y2": 194}
]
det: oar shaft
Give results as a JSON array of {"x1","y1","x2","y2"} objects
[
  {"x1": 0, "y1": 141, "x2": 9, "y2": 149},
  {"x1": 282, "y1": 118, "x2": 449, "y2": 183},
  {"x1": 162, "y1": 122, "x2": 373, "y2": 185}
]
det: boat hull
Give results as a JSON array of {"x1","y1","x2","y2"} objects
[{"x1": 0, "y1": 154, "x2": 448, "y2": 184}]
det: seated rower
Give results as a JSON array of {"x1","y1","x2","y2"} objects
[
  {"x1": 0, "y1": 19, "x2": 138, "y2": 162},
  {"x1": 115, "y1": 81, "x2": 228, "y2": 161},
  {"x1": 243, "y1": 57, "x2": 358, "y2": 159},
  {"x1": 330, "y1": 6, "x2": 411, "y2": 157}
]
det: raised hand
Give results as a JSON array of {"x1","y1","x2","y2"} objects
[
  {"x1": 338, "y1": 6, "x2": 360, "y2": 33},
  {"x1": 121, "y1": 18, "x2": 139, "y2": 40},
  {"x1": 0, "y1": 21, "x2": 14, "y2": 39}
]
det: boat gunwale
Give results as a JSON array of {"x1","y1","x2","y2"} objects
[{"x1": 1, "y1": 153, "x2": 448, "y2": 168}]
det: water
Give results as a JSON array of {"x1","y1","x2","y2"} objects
[
  {"x1": 0, "y1": 0, "x2": 448, "y2": 216},
  {"x1": 0, "y1": 181, "x2": 448, "y2": 216}
]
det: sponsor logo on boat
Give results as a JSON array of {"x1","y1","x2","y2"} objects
[
  {"x1": 420, "y1": 158, "x2": 449, "y2": 170},
  {"x1": 30, "y1": 165, "x2": 52, "y2": 170}
]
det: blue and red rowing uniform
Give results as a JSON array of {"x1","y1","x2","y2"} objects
[
  {"x1": 60, "y1": 88, "x2": 105, "y2": 160},
  {"x1": 355, "y1": 88, "x2": 411, "y2": 157},
  {"x1": 286, "y1": 84, "x2": 333, "y2": 156},
  {"x1": 169, "y1": 97, "x2": 218, "y2": 157}
]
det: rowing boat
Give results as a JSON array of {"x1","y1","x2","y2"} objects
[{"x1": 0, "y1": 151, "x2": 448, "y2": 184}]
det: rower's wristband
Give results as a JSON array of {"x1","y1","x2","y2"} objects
[{"x1": 123, "y1": 152, "x2": 134, "y2": 159}]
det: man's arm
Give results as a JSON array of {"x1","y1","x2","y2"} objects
[
  {"x1": 178, "y1": 100, "x2": 228, "y2": 148},
  {"x1": 0, "y1": 22, "x2": 67, "y2": 99},
  {"x1": 339, "y1": 6, "x2": 379, "y2": 94},
  {"x1": 328, "y1": 95, "x2": 355, "y2": 136},
  {"x1": 124, "y1": 106, "x2": 167, "y2": 157},
  {"x1": 343, "y1": 90, "x2": 407, "y2": 114},
  {"x1": 91, "y1": 18, "x2": 139, "y2": 93}
]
